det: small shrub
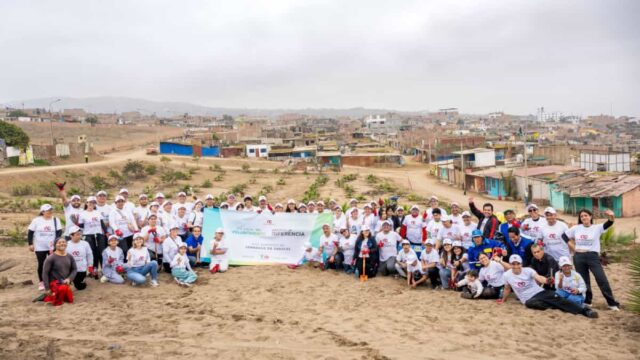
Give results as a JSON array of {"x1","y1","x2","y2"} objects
[
  {"x1": 276, "y1": 178, "x2": 286, "y2": 186},
  {"x1": 145, "y1": 164, "x2": 157, "y2": 175},
  {"x1": 214, "y1": 174, "x2": 224, "y2": 182},
  {"x1": 123, "y1": 160, "x2": 147, "y2": 179},
  {"x1": 90, "y1": 176, "x2": 108, "y2": 191},
  {"x1": 366, "y1": 174, "x2": 379, "y2": 184},
  {"x1": 230, "y1": 183, "x2": 247, "y2": 195},
  {"x1": 257, "y1": 168, "x2": 266, "y2": 174},
  {"x1": 201, "y1": 179, "x2": 213, "y2": 188},
  {"x1": 241, "y1": 163, "x2": 251, "y2": 172},
  {"x1": 33, "y1": 159, "x2": 50, "y2": 166},
  {"x1": 273, "y1": 168, "x2": 279, "y2": 174},
  {"x1": 11, "y1": 184, "x2": 33, "y2": 196}
]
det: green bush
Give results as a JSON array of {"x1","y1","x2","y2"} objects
[
  {"x1": 11, "y1": 185, "x2": 33, "y2": 196},
  {"x1": 241, "y1": 163, "x2": 251, "y2": 172},
  {"x1": 33, "y1": 159, "x2": 50, "y2": 166},
  {"x1": 90, "y1": 176, "x2": 108, "y2": 191},
  {"x1": 276, "y1": 178, "x2": 286, "y2": 186},
  {"x1": 145, "y1": 164, "x2": 157, "y2": 175},
  {"x1": 214, "y1": 174, "x2": 224, "y2": 182},
  {"x1": 630, "y1": 250, "x2": 640, "y2": 314},
  {"x1": 230, "y1": 183, "x2": 247, "y2": 195},
  {"x1": 201, "y1": 179, "x2": 213, "y2": 188},
  {"x1": 123, "y1": 160, "x2": 147, "y2": 179},
  {"x1": 366, "y1": 174, "x2": 379, "y2": 184}
]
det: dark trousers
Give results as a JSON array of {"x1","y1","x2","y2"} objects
[
  {"x1": 35, "y1": 251, "x2": 49, "y2": 282},
  {"x1": 574, "y1": 252, "x2": 619, "y2": 307},
  {"x1": 426, "y1": 267, "x2": 440, "y2": 288},
  {"x1": 84, "y1": 234, "x2": 107, "y2": 269},
  {"x1": 118, "y1": 236, "x2": 133, "y2": 261},
  {"x1": 325, "y1": 252, "x2": 343, "y2": 270},
  {"x1": 73, "y1": 271, "x2": 87, "y2": 290},
  {"x1": 525, "y1": 290, "x2": 584, "y2": 314}
]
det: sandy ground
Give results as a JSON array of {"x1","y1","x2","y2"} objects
[
  {"x1": 1, "y1": 150, "x2": 639, "y2": 359},
  {"x1": 1, "y1": 245, "x2": 639, "y2": 360}
]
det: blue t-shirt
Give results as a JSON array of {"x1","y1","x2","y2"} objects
[{"x1": 185, "y1": 234, "x2": 203, "y2": 255}]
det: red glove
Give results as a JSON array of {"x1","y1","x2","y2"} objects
[
  {"x1": 149, "y1": 228, "x2": 157, "y2": 235},
  {"x1": 115, "y1": 265, "x2": 124, "y2": 274},
  {"x1": 378, "y1": 198, "x2": 384, "y2": 206},
  {"x1": 153, "y1": 235, "x2": 161, "y2": 244},
  {"x1": 378, "y1": 241, "x2": 385, "y2": 248},
  {"x1": 107, "y1": 256, "x2": 115, "y2": 265},
  {"x1": 362, "y1": 249, "x2": 370, "y2": 255},
  {"x1": 115, "y1": 229, "x2": 123, "y2": 237},
  {"x1": 55, "y1": 182, "x2": 66, "y2": 191},
  {"x1": 88, "y1": 266, "x2": 95, "y2": 275},
  {"x1": 183, "y1": 224, "x2": 189, "y2": 231}
]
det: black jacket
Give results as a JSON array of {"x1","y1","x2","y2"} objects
[{"x1": 530, "y1": 253, "x2": 559, "y2": 290}]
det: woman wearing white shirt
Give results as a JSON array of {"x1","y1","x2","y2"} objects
[
  {"x1": 187, "y1": 200, "x2": 204, "y2": 230},
  {"x1": 476, "y1": 252, "x2": 509, "y2": 299},
  {"x1": 563, "y1": 209, "x2": 620, "y2": 310},
  {"x1": 28, "y1": 204, "x2": 63, "y2": 291},
  {"x1": 332, "y1": 207, "x2": 347, "y2": 234},
  {"x1": 360, "y1": 205, "x2": 377, "y2": 235},
  {"x1": 79, "y1": 196, "x2": 106, "y2": 272},
  {"x1": 126, "y1": 234, "x2": 159, "y2": 287}
]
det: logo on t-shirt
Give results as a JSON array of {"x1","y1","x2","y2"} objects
[{"x1": 516, "y1": 281, "x2": 526, "y2": 288}]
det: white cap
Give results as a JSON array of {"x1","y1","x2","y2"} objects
[
  {"x1": 97, "y1": 190, "x2": 107, "y2": 196},
  {"x1": 178, "y1": 192, "x2": 187, "y2": 197},
  {"x1": 558, "y1": 256, "x2": 572, "y2": 267},
  {"x1": 425, "y1": 239, "x2": 435, "y2": 246},
  {"x1": 138, "y1": 194, "x2": 148, "y2": 199},
  {"x1": 317, "y1": 201, "x2": 325, "y2": 206},
  {"x1": 133, "y1": 232, "x2": 144, "y2": 239},
  {"x1": 287, "y1": 199, "x2": 296, "y2": 204},
  {"x1": 163, "y1": 200, "x2": 173, "y2": 205},
  {"x1": 544, "y1": 207, "x2": 557, "y2": 214},
  {"x1": 329, "y1": 199, "x2": 336, "y2": 204},
  {"x1": 194, "y1": 199, "x2": 203, "y2": 205},
  {"x1": 443, "y1": 238, "x2": 453, "y2": 245},
  {"x1": 339, "y1": 225, "x2": 348, "y2": 231},
  {"x1": 178, "y1": 242, "x2": 188, "y2": 248},
  {"x1": 370, "y1": 201, "x2": 377, "y2": 206},
  {"x1": 452, "y1": 240, "x2": 462, "y2": 247},
  {"x1": 382, "y1": 220, "x2": 392, "y2": 227},
  {"x1": 410, "y1": 205, "x2": 419, "y2": 211},
  {"x1": 334, "y1": 206, "x2": 342, "y2": 211},
  {"x1": 441, "y1": 215, "x2": 451, "y2": 222},
  {"x1": 451, "y1": 201, "x2": 460, "y2": 207},
  {"x1": 155, "y1": 192, "x2": 165, "y2": 198},
  {"x1": 361, "y1": 225, "x2": 371, "y2": 231},
  {"x1": 526, "y1": 203, "x2": 539, "y2": 211},
  {"x1": 274, "y1": 203, "x2": 283, "y2": 208},
  {"x1": 40, "y1": 204, "x2": 53, "y2": 212},
  {"x1": 429, "y1": 195, "x2": 439, "y2": 201},
  {"x1": 401, "y1": 239, "x2": 410, "y2": 245},
  {"x1": 363, "y1": 204, "x2": 372, "y2": 209},
  {"x1": 509, "y1": 254, "x2": 523, "y2": 264},
  {"x1": 108, "y1": 234, "x2": 119, "y2": 241},
  {"x1": 205, "y1": 194, "x2": 214, "y2": 200},
  {"x1": 149, "y1": 201, "x2": 160, "y2": 207},
  {"x1": 70, "y1": 194, "x2": 81, "y2": 201},
  {"x1": 169, "y1": 223, "x2": 180, "y2": 230},
  {"x1": 215, "y1": 227, "x2": 224, "y2": 233},
  {"x1": 396, "y1": 207, "x2": 404, "y2": 212},
  {"x1": 298, "y1": 203, "x2": 307, "y2": 208},
  {"x1": 307, "y1": 201, "x2": 315, "y2": 206},
  {"x1": 147, "y1": 213, "x2": 157, "y2": 219},
  {"x1": 177, "y1": 204, "x2": 187, "y2": 210},
  {"x1": 461, "y1": 211, "x2": 471, "y2": 217},
  {"x1": 258, "y1": 195, "x2": 267, "y2": 202},
  {"x1": 322, "y1": 223, "x2": 330, "y2": 228},
  {"x1": 68, "y1": 225, "x2": 82, "y2": 234},
  {"x1": 86, "y1": 196, "x2": 97, "y2": 203},
  {"x1": 115, "y1": 195, "x2": 125, "y2": 202},
  {"x1": 119, "y1": 188, "x2": 129, "y2": 194},
  {"x1": 349, "y1": 198, "x2": 358, "y2": 204},
  {"x1": 220, "y1": 202, "x2": 229, "y2": 208},
  {"x1": 227, "y1": 193, "x2": 236, "y2": 199}
]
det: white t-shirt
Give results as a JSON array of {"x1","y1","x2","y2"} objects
[
  {"x1": 459, "y1": 222, "x2": 477, "y2": 249},
  {"x1": 333, "y1": 214, "x2": 347, "y2": 233},
  {"x1": 554, "y1": 270, "x2": 586, "y2": 297},
  {"x1": 304, "y1": 248, "x2": 323, "y2": 263},
  {"x1": 376, "y1": 231, "x2": 402, "y2": 262},
  {"x1": 210, "y1": 239, "x2": 228, "y2": 261},
  {"x1": 339, "y1": 234, "x2": 357, "y2": 264},
  {"x1": 127, "y1": 247, "x2": 150, "y2": 267},
  {"x1": 538, "y1": 221, "x2": 569, "y2": 261},
  {"x1": 360, "y1": 214, "x2": 377, "y2": 233},
  {"x1": 162, "y1": 236, "x2": 183, "y2": 264},
  {"x1": 78, "y1": 210, "x2": 103, "y2": 235},
  {"x1": 171, "y1": 202, "x2": 194, "y2": 217},
  {"x1": 141, "y1": 225, "x2": 167, "y2": 253},
  {"x1": 187, "y1": 211, "x2": 204, "y2": 228},
  {"x1": 479, "y1": 260, "x2": 505, "y2": 287},
  {"x1": 133, "y1": 206, "x2": 150, "y2": 225},
  {"x1": 170, "y1": 253, "x2": 192, "y2": 270},
  {"x1": 420, "y1": 248, "x2": 440, "y2": 265},
  {"x1": 348, "y1": 216, "x2": 362, "y2": 237},
  {"x1": 96, "y1": 203, "x2": 112, "y2": 223},
  {"x1": 437, "y1": 225, "x2": 461, "y2": 242},
  {"x1": 565, "y1": 223, "x2": 606, "y2": 253},
  {"x1": 320, "y1": 233, "x2": 339, "y2": 258},
  {"x1": 521, "y1": 217, "x2": 548, "y2": 240},
  {"x1": 402, "y1": 215, "x2": 425, "y2": 244},
  {"x1": 502, "y1": 267, "x2": 544, "y2": 304},
  {"x1": 66, "y1": 240, "x2": 93, "y2": 272},
  {"x1": 63, "y1": 204, "x2": 83, "y2": 236},
  {"x1": 397, "y1": 249, "x2": 421, "y2": 273},
  {"x1": 426, "y1": 220, "x2": 444, "y2": 240},
  {"x1": 425, "y1": 207, "x2": 448, "y2": 223},
  {"x1": 28, "y1": 217, "x2": 62, "y2": 251},
  {"x1": 450, "y1": 213, "x2": 463, "y2": 227},
  {"x1": 109, "y1": 207, "x2": 137, "y2": 238},
  {"x1": 173, "y1": 214, "x2": 190, "y2": 235}
]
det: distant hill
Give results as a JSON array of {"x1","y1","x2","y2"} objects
[{"x1": 2, "y1": 96, "x2": 429, "y2": 118}]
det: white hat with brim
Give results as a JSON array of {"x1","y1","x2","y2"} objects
[
  {"x1": 558, "y1": 256, "x2": 572, "y2": 267},
  {"x1": 119, "y1": 188, "x2": 129, "y2": 194},
  {"x1": 401, "y1": 239, "x2": 410, "y2": 245},
  {"x1": 509, "y1": 254, "x2": 523, "y2": 264},
  {"x1": 462, "y1": 211, "x2": 471, "y2": 217},
  {"x1": 115, "y1": 195, "x2": 125, "y2": 202},
  {"x1": 70, "y1": 195, "x2": 81, "y2": 201},
  {"x1": 68, "y1": 225, "x2": 82, "y2": 234},
  {"x1": 97, "y1": 190, "x2": 107, "y2": 196},
  {"x1": 215, "y1": 227, "x2": 224, "y2": 233},
  {"x1": 544, "y1": 207, "x2": 557, "y2": 214},
  {"x1": 40, "y1": 204, "x2": 53, "y2": 212}
]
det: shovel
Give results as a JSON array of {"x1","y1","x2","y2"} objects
[{"x1": 360, "y1": 256, "x2": 368, "y2": 282}]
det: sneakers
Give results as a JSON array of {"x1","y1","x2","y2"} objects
[
  {"x1": 100, "y1": 276, "x2": 108, "y2": 283},
  {"x1": 608, "y1": 306, "x2": 620, "y2": 312},
  {"x1": 460, "y1": 292, "x2": 474, "y2": 299},
  {"x1": 583, "y1": 308, "x2": 599, "y2": 319},
  {"x1": 150, "y1": 280, "x2": 159, "y2": 287},
  {"x1": 131, "y1": 282, "x2": 138, "y2": 287},
  {"x1": 38, "y1": 281, "x2": 45, "y2": 291},
  {"x1": 182, "y1": 282, "x2": 192, "y2": 288}
]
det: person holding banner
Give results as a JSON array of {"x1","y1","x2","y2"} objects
[
  {"x1": 210, "y1": 228, "x2": 229, "y2": 274},
  {"x1": 274, "y1": 203, "x2": 284, "y2": 213},
  {"x1": 319, "y1": 224, "x2": 341, "y2": 270},
  {"x1": 297, "y1": 203, "x2": 307, "y2": 213},
  {"x1": 339, "y1": 227, "x2": 357, "y2": 274},
  {"x1": 376, "y1": 220, "x2": 401, "y2": 276},
  {"x1": 353, "y1": 225, "x2": 379, "y2": 278}
]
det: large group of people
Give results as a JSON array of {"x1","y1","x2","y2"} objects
[{"x1": 28, "y1": 182, "x2": 619, "y2": 318}]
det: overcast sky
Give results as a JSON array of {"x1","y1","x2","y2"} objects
[{"x1": 1, "y1": 0, "x2": 638, "y2": 115}]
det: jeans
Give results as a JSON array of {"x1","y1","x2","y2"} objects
[
  {"x1": 525, "y1": 289, "x2": 586, "y2": 315},
  {"x1": 556, "y1": 289, "x2": 585, "y2": 307},
  {"x1": 573, "y1": 252, "x2": 619, "y2": 307},
  {"x1": 378, "y1": 257, "x2": 397, "y2": 276},
  {"x1": 127, "y1": 262, "x2": 158, "y2": 285},
  {"x1": 439, "y1": 268, "x2": 452, "y2": 289},
  {"x1": 343, "y1": 263, "x2": 355, "y2": 274}
]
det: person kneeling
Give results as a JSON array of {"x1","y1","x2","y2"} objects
[
  {"x1": 498, "y1": 255, "x2": 597, "y2": 318},
  {"x1": 417, "y1": 239, "x2": 440, "y2": 288},
  {"x1": 101, "y1": 235, "x2": 126, "y2": 284},
  {"x1": 457, "y1": 270, "x2": 483, "y2": 299},
  {"x1": 42, "y1": 238, "x2": 77, "y2": 306},
  {"x1": 209, "y1": 228, "x2": 229, "y2": 274},
  {"x1": 66, "y1": 225, "x2": 94, "y2": 290},
  {"x1": 555, "y1": 256, "x2": 587, "y2": 307},
  {"x1": 171, "y1": 243, "x2": 198, "y2": 287}
]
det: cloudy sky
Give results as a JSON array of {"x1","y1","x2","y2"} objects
[{"x1": 1, "y1": 0, "x2": 638, "y2": 115}]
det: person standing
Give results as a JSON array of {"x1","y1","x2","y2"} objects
[
  {"x1": 521, "y1": 204, "x2": 548, "y2": 241},
  {"x1": 468, "y1": 197, "x2": 500, "y2": 240},
  {"x1": 42, "y1": 238, "x2": 77, "y2": 306},
  {"x1": 109, "y1": 195, "x2": 138, "y2": 255},
  {"x1": 56, "y1": 182, "x2": 82, "y2": 239},
  {"x1": 28, "y1": 204, "x2": 63, "y2": 291},
  {"x1": 78, "y1": 196, "x2": 106, "y2": 272},
  {"x1": 319, "y1": 224, "x2": 340, "y2": 270},
  {"x1": 538, "y1": 207, "x2": 569, "y2": 261},
  {"x1": 210, "y1": 228, "x2": 229, "y2": 274},
  {"x1": 563, "y1": 209, "x2": 620, "y2": 311}
]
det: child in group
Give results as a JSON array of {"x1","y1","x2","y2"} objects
[
  {"x1": 101, "y1": 235, "x2": 126, "y2": 284},
  {"x1": 65, "y1": 225, "x2": 93, "y2": 290},
  {"x1": 339, "y1": 227, "x2": 357, "y2": 274},
  {"x1": 295, "y1": 241, "x2": 323, "y2": 269},
  {"x1": 185, "y1": 226, "x2": 204, "y2": 267},
  {"x1": 406, "y1": 249, "x2": 424, "y2": 289},
  {"x1": 210, "y1": 228, "x2": 229, "y2": 274},
  {"x1": 126, "y1": 233, "x2": 159, "y2": 287},
  {"x1": 456, "y1": 270, "x2": 484, "y2": 299},
  {"x1": 417, "y1": 239, "x2": 440, "y2": 288},
  {"x1": 170, "y1": 243, "x2": 198, "y2": 286},
  {"x1": 162, "y1": 225, "x2": 183, "y2": 273},
  {"x1": 555, "y1": 256, "x2": 587, "y2": 307}
]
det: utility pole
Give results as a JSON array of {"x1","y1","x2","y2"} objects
[
  {"x1": 49, "y1": 99, "x2": 61, "y2": 146},
  {"x1": 523, "y1": 121, "x2": 529, "y2": 205}
]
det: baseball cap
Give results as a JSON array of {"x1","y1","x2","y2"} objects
[
  {"x1": 317, "y1": 201, "x2": 325, "y2": 206},
  {"x1": 526, "y1": 204, "x2": 539, "y2": 211},
  {"x1": 363, "y1": 204, "x2": 372, "y2": 209},
  {"x1": 149, "y1": 201, "x2": 160, "y2": 207},
  {"x1": 86, "y1": 196, "x2": 97, "y2": 203},
  {"x1": 70, "y1": 194, "x2": 81, "y2": 201},
  {"x1": 68, "y1": 225, "x2": 82, "y2": 234},
  {"x1": 177, "y1": 204, "x2": 187, "y2": 210},
  {"x1": 558, "y1": 256, "x2": 572, "y2": 267},
  {"x1": 139, "y1": 194, "x2": 148, "y2": 199},
  {"x1": 349, "y1": 198, "x2": 358, "y2": 204},
  {"x1": 451, "y1": 201, "x2": 460, "y2": 207},
  {"x1": 410, "y1": 205, "x2": 419, "y2": 211},
  {"x1": 274, "y1": 203, "x2": 283, "y2": 208},
  {"x1": 339, "y1": 226, "x2": 348, "y2": 231},
  {"x1": 441, "y1": 215, "x2": 451, "y2": 222},
  {"x1": 108, "y1": 234, "x2": 119, "y2": 241},
  {"x1": 452, "y1": 240, "x2": 462, "y2": 247},
  {"x1": 462, "y1": 211, "x2": 471, "y2": 217},
  {"x1": 155, "y1": 192, "x2": 165, "y2": 198},
  {"x1": 396, "y1": 207, "x2": 404, "y2": 212},
  {"x1": 119, "y1": 188, "x2": 129, "y2": 194},
  {"x1": 361, "y1": 225, "x2": 371, "y2": 231},
  {"x1": 40, "y1": 204, "x2": 53, "y2": 212},
  {"x1": 227, "y1": 194, "x2": 236, "y2": 199},
  {"x1": 178, "y1": 242, "x2": 187, "y2": 248},
  {"x1": 97, "y1": 190, "x2": 107, "y2": 196},
  {"x1": 425, "y1": 239, "x2": 435, "y2": 246},
  {"x1": 220, "y1": 202, "x2": 229, "y2": 208},
  {"x1": 287, "y1": 199, "x2": 295, "y2": 205},
  {"x1": 147, "y1": 213, "x2": 157, "y2": 219},
  {"x1": 401, "y1": 239, "x2": 410, "y2": 245},
  {"x1": 471, "y1": 229, "x2": 483, "y2": 238},
  {"x1": 244, "y1": 195, "x2": 253, "y2": 201},
  {"x1": 429, "y1": 195, "x2": 439, "y2": 201},
  {"x1": 215, "y1": 227, "x2": 224, "y2": 233},
  {"x1": 443, "y1": 238, "x2": 453, "y2": 245},
  {"x1": 205, "y1": 194, "x2": 214, "y2": 200},
  {"x1": 298, "y1": 203, "x2": 307, "y2": 208},
  {"x1": 178, "y1": 192, "x2": 187, "y2": 197},
  {"x1": 509, "y1": 254, "x2": 523, "y2": 264},
  {"x1": 133, "y1": 232, "x2": 144, "y2": 239},
  {"x1": 382, "y1": 220, "x2": 392, "y2": 227},
  {"x1": 307, "y1": 201, "x2": 316, "y2": 206},
  {"x1": 115, "y1": 195, "x2": 125, "y2": 202},
  {"x1": 544, "y1": 207, "x2": 557, "y2": 214},
  {"x1": 258, "y1": 195, "x2": 267, "y2": 202},
  {"x1": 169, "y1": 223, "x2": 180, "y2": 230}
]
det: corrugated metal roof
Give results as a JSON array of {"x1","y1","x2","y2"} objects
[{"x1": 554, "y1": 173, "x2": 640, "y2": 198}]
